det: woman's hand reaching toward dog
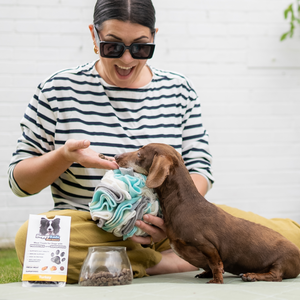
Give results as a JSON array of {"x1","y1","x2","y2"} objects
[
  {"x1": 63, "y1": 139, "x2": 119, "y2": 169},
  {"x1": 130, "y1": 214, "x2": 167, "y2": 245},
  {"x1": 13, "y1": 139, "x2": 118, "y2": 195}
]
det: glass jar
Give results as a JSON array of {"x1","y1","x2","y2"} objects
[{"x1": 78, "y1": 246, "x2": 133, "y2": 286}]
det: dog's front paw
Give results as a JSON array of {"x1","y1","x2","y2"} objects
[
  {"x1": 207, "y1": 277, "x2": 223, "y2": 284},
  {"x1": 239, "y1": 273, "x2": 257, "y2": 282}
]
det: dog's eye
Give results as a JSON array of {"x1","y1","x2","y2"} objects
[{"x1": 137, "y1": 152, "x2": 141, "y2": 157}]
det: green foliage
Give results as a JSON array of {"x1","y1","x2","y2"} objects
[
  {"x1": 281, "y1": 0, "x2": 300, "y2": 41},
  {"x1": 0, "y1": 248, "x2": 22, "y2": 284}
]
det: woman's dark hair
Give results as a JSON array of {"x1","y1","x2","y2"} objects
[{"x1": 93, "y1": 0, "x2": 156, "y2": 34}]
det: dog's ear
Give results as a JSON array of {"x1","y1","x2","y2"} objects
[
  {"x1": 52, "y1": 218, "x2": 60, "y2": 226},
  {"x1": 146, "y1": 154, "x2": 172, "y2": 188},
  {"x1": 40, "y1": 218, "x2": 48, "y2": 225}
]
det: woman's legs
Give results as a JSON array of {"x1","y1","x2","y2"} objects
[
  {"x1": 15, "y1": 206, "x2": 300, "y2": 283},
  {"x1": 146, "y1": 249, "x2": 198, "y2": 275},
  {"x1": 216, "y1": 204, "x2": 300, "y2": 248}
]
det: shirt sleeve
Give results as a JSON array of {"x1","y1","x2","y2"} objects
[
  {"x1": 181, "y1": 78, "x2": 214, "y2": 186},
  {"x1": 8, "y1": 81, "x2": 57, "y2": 196}
]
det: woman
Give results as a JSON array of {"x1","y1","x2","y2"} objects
[{"x1": 9, "y1": 0, "x2": 300, "y2": 283}]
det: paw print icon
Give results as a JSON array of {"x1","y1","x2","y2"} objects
[{"x1": 50, "y1": 250, "x2": 66, "y2": 265}]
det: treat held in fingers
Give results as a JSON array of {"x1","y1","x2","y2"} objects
[{"x1": 98, "y1": 153, "x2": 115, "y2": 162}]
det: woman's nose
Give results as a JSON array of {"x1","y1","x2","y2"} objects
[{"x1": 120, "y1": 49, "x2": 134, "y2": 64}]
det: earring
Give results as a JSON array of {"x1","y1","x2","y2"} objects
[{"x1": 94, "y1": 45, "x2": 99, "y2": 54}]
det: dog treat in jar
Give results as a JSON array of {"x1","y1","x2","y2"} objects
[{"x1": 78, "y1": 246, "x2": 133, "y2": 286}]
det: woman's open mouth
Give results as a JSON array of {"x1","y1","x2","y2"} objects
[{"x1": 115, "y1": 65, "x2": 135, "y2": 78}]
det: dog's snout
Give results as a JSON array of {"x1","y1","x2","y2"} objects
[
  {"x1": 115, "y1": 153, "x2": 127, "y2": 166},
  {"x1": 114, "y1": 154, "x2": 122, "y2": 163}
]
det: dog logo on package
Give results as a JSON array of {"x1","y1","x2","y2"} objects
[{"x1": 36, "y1": 217, "x2": 61, "y2": 241}]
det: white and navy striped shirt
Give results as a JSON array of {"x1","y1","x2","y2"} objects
[{"x1": 8, "y1": 60, "x2": 214, "y2": 211}]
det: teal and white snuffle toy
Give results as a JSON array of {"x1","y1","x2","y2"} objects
[{"x1": 89, "y1": 168, "x2": 163, "y2": 240}]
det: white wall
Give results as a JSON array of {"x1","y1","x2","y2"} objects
[{"x1": 0, "y1": 0, "x2": 299, "y2": 247}]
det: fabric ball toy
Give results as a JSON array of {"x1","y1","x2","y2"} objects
[{"x1": 89, "y1": 168, "x2": 162, "y2": 240}]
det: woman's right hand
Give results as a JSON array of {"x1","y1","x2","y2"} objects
[
  {"x1": 13, "y1": 139, "x2": 118, "y2": 195},
  {"x1": 63, "y1": 139, "x2": 119, "y2": 170}
]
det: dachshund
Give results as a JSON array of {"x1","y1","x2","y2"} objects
[{"x1": 115, "y1": 143, "x2": 300, "y2": 283}]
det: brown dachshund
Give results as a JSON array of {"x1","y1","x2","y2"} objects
[{"x1": 115, "y1": 143, "x2": 300, "y2": 283}]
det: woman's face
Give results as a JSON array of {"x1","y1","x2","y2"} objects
[{"x1": 90, "y1": 20, "x2": 155, "y2": 88}]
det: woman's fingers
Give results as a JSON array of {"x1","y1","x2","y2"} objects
[
  {"x1": 65, "y1": 139, "x2": 90, "y2": 151},
  {"x1": 98, "y1": 154, "x2": 119, "y2": 169},
  {"x1": 63, "y1": 139, "x2": 119, "y2": 169},
  {"x1": 130, "y1": 234, "x2": 152, "y2": 245},
  {"x1": 130, "y1": 215, "x2": 167, "y2": 245},
  {"x1": 97, "y1": 158, "x2": 119, "y2": 170},
  {"x1": 143, "y1": 214, "x2": 166, "y2": 231}
]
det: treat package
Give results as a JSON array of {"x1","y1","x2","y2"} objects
[{"x1": 22, "y1": 214, "x2": 71, "y2": 287}]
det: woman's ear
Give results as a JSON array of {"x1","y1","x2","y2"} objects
[
  {"x1": 88, "y1": 24, "x2": 95, "y2": 40},
  {"x1": 88, "y1": 24, "x2": 99, "y2": 54}
]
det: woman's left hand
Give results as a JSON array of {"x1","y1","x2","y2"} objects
[{"x1": 130, "y1": 214, "x2": 167, "y2": 245}]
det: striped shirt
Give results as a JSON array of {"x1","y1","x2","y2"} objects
[{"x1": 8, "y1": 60, "x2": 214, "y2": 211}]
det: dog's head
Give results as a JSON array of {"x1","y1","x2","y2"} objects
[
  {"x1": 39, "y1": 218, "x2": 60, "y2": 236},
  {"x1": 115, "y1": 143, "x2": 183, "y2": 189}
]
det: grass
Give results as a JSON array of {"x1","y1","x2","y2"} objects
[{"x1": 0, "y1": 248, "x2": 22, "y2": 284}]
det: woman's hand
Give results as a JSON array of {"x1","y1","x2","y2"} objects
[
  {"x1": 13, "y1": 138, "x2": 119, "y2": 195},
  {"x1": 63, "y1": 139, "x2": 119, "y2": 170},
  {"x1": 130, "y1": 214, "x2": 167, "y2": 245}
]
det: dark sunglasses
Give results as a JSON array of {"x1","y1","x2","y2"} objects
[{"x1": 93, "y1": 26, "x2": 155, "y2": 59}]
